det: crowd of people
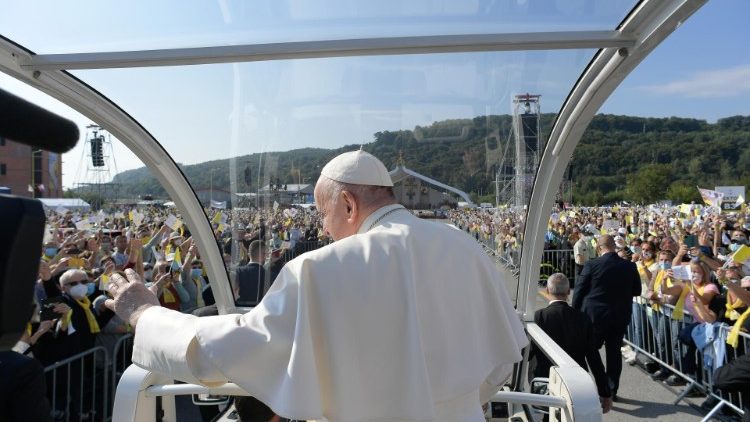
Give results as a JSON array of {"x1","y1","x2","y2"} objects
[
  {"x1": 13, "y1": 203, "x2": 330, "y2": 421},
  {"x1": 451, "y1": 203, "x2": 750, "y2": 416},
  {"x1": 9, "y1": 197, "x2": 750, "y2": 420}
]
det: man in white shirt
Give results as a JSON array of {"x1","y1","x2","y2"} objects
[
  {"x1": 106, "y1": 150, "x2": 527, "y2": 422},
  {"x1": 573, "y1": 225, "x2": 593, "y2": 288}
]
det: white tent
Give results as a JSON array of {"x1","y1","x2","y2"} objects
[{"x1": 37, "y1": 197, "x2": 91, "y2": 211}]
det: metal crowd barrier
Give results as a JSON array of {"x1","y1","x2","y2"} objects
[
  {"x1": 701, "y1": 324, "x2": 748, "y2": 421},
  {"x1": 44, "y1": 346, "x2": 109, "y2": 422},
  {"x1": 41, "y1": 334, "x2": 135, "y2": 422},
  {"x1": 538, "y1": 249, "x2": 576, "y2": 287},
  {"x1": 625, "y1": 300, "x2": 748, "y2": 421},
  {"x1": 109, "y1": 334, "x2": 135, "y2": 421},
  {"x1": 475, "y1": 243, "x2": 576, "y2": 287}
]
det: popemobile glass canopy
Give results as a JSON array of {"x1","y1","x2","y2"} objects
[{"x1": 0, "y1": 0, "x2": 706, "y2": 316}]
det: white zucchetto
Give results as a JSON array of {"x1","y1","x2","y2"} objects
[{"x1": 320, "y1": 150, "x2": 393, "y2": 187}]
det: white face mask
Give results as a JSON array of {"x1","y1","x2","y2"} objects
[{"x1": 69, "y1": 283, "x2": 89, "y2": 299}]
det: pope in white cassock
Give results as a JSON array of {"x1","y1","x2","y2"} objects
[{"x1": 106, "y1": 150, "x2": 528, "y2": 422}]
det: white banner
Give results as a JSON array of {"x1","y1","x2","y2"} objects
[{"x1": 210, "y1": 200, "x2": 227, "y2": 209}]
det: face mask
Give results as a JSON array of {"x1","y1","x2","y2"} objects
[
  {"x1": 630, "y1": 246, "x2": 641, "y2": 254},
  {"x1": 45, "y1": 247, "x2": 58, "y2": 257},
  {"x1": 631, "y1": 226, "x2": 638, "y2": 233},
  {"x1": 143, "y1": 270, "x2": 153, "y2": 281},
  {"x1": 642, "y1": 251, "x2": 653, "y2": 260},
  {"x1": 191, "y1": 268, "x2": 202, "y2": 278},
  {"x1": 659, "y1": 262, "x2": 671, "y2": 271},
  {"x1": 86, "y1": 283, "x2": 96, "y2": 296},
  {"x1": 69, "y1": 284, "x2": 89, "y2": 299},
  {"x1": 733, "y1": 238, "x2": 748, "y2": 246},
  {"x1": 730, "y1": 243, "x2": 740, "y2": 252}
]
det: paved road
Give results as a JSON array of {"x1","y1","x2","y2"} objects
[{"x1": 604, "y1": 352, "x2": 705, "y2": 421}]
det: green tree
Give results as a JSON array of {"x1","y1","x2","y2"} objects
[
  {"x1": 665, "y1": 181, "x2": 700, "y2": 204},
  {"x1": 626, "y1": 164, "x2": 672, "y2": 204}
]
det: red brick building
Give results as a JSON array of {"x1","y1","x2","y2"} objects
[{"x1": 0, "y1": 136, "x2": 63, "y2": 198}]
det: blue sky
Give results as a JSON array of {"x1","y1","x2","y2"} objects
[
  {"x1": 0, "y1": 0, "x2": 747, "y2": 188},
  {"x1": 600, "y1": 0, "x2": 750, "y2": 120}
]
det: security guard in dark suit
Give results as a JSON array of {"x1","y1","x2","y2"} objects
[
  {"x1": 572, "y1": 234, "x2": 641, "y2": 399},
  {"x1": 531, "y1": 273, "x2": 612, "y2": 414}
]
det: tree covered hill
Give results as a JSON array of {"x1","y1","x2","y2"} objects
[{"x1": 106, "y1": 114, "x2": 750, "y2": 205}]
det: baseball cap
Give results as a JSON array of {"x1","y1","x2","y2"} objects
[{"x1": 320, "y1": 150, "x2": 393, "y2": 187}]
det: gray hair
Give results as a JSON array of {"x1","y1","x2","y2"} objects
[
  {"x1": 59, "y1": 269, "x2": 87, "y2": 287},
  {"x1": 547, "y1": 273, "x2": 570, "y2": 296},
  {"x1": 320, "y1": 177, "x2": 395, "y2": 210}
]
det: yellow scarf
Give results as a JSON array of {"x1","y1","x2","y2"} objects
[
  {"x1": 162, "y1": 286, "x2": 176, "y2": 303},
  {"x1": 651, "y1": 270, "x2": 676, "y2": 312},
  {"x1": 725, "y1": 297, "x2": 745, "y2": 321},
  {"x1": 74, "y1": 296, "x2": 101, "y2": 334},
  {"x1": 651, "y1": 270, "x2": 666, "y2": 311},
  {"x1": 194, "y1": 277, "x2": 205, "y2": 308},
  {"x1": 728, "y1": 307, "x2": 750, "y2": 348},
  {"x1": 639, "y1": 260, "x2": 655, "y2": 277},
  {"x1": 671, "y1": 283, "x2": 693, "y2": 321}
]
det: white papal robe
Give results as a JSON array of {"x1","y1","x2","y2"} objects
[{"x1": 133, "y1": 204, "x2": 528, "y2": 421}]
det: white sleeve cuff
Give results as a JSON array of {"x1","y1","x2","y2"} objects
[{"x1": 133, "y1": 306, "x2": 221, "y2": 385}]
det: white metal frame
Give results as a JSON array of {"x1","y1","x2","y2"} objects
[
  {"x1": 112, "y1": 322, "x2": 600, "y2": 422},
  {"x1": 0, "y1": 39, "x2": 236, "y2": 315},
  {"x1": 21, "y1": 31, "x2": 633, "y2": 70}
]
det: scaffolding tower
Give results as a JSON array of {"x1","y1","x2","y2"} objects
[
  {"x1": 73, "y1": 125, "x2": 121, "y2": 201},
  {"x1": 491, "y1": 94, "x2": 542, "y2": 208}
]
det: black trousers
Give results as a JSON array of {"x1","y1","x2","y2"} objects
[
  {"x1": 573, "y1": 264, "x2": 584, "y2": 289},
  {"x1": 593, "y1": 325, "x2": 626, "y2": 394}
]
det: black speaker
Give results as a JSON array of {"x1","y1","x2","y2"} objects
[
  {"x1": 0, "y1": 195, "x2": 46, "y2": 350},
  {"x1": 91, "y1": 136, "x2": 104, "y2": 167}
]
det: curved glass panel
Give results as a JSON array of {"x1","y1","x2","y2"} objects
[
  {"x1": 1, "y1": 1, "x2": 635, "y2": 53},
  {"x1": 73, "y1": 49, "x2": 595, "y2": 306},
  {"x1": 0, "y1": 73, "x2": 211, "y2": 316},
  {"x1": 535, "y1": 0, "x2": 750, "y2": 312}
]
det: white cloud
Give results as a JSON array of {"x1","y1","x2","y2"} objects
[{"x1": 639, "y1": 64, "x2": 750, "y2": 98}]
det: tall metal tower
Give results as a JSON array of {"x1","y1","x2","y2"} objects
[
  {"x1": 73, "y1": 125, "x2": 120, "y2": 202},
  {"x1": 491, "y1": 94, "x2": 542, "y2": 208},
  {"x1": 512, "y1": 93, "x2": 542, "y2": 208},
  {"x1": 487, "y1": 127, "x2": 515, "y2": 206}
]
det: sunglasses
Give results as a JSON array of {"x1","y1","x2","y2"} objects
[{"x1": 64, "y1": 280, "x2": 88, "y2": 287}]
